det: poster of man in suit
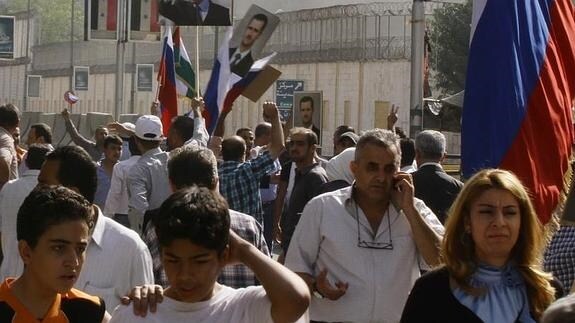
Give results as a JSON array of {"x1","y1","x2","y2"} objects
[
  {"x1": 158, "y1": 0, "x2": 232, "y2": 26},
  {"x1": 0, "y1": 16, "x2": 14, "y2": 60},
  {"x1": 228, "y1": 5, "x2": 279, "y2": 77},
  {"x1": 293, "y1": 91, "x2": 323, "y2": 144}
]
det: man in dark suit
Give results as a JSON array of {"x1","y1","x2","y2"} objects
[
  {"x1": 298, "y1": 96, "x2": 320, "y2": 142},
  {"x1": 229, "y1": 13, "x2": 268, "y2": 77},
  {"x1": 159, "y1": 0, "x2": 231, "y2": 26},
  {"x1": 412, "y1": 130, "x2": 463, "y2": 224}
]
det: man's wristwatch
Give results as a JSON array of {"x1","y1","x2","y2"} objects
[{"x1": 312, "y1": 281, "x2": 324, "y2": 299}]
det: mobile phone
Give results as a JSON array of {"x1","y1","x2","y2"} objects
[{"x1": 393, "y1": 177, "x2": 401, "y2": 191}]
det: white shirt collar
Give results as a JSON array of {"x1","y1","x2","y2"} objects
[
  {"x1": 418, "y1": 162, "x2": 443, "y2": 169},
  {"x1": 20, "y1": 169, "x2": 40, "y2": 177},
  {"x1": 90, "y1": 206, "x2": 105, "y2": 248}
]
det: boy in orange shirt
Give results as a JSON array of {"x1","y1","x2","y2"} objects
[{"x1": 0, "y1": 185, "x2": 109, "y2": 322}]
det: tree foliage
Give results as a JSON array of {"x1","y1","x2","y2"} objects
[
  {"x1": 429, "y1": 0, "x2": 472, "y2": 95},
  {"x1": 2, "y1": 0, "x2": 84, "y2": 44}
]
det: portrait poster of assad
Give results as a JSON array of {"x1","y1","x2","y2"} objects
[
  {"x1": 158, "y1": 0, "x2": 233, "y2": 26},
  {"x1": 0, "y1": 16, "x2": 14, "y2": 60},
  {"x1": 137, "y1": 64, "x2": 154, "y2": 92},
  {"x1": 293, "y1": 91, "x2": 323, "y2": 145},
  {"x1": 73, "y1": 66, "x2": 90, "y2": 91},
  {"x1": 228, "y1": 5, "x2": 279, "y2": 78}
]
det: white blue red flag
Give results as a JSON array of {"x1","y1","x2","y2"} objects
[
  {"x1": 203, "y1": 28, "x2": 276, "y2": 134},
  {"x1": 157, "y1": 25, "x2": 178, "y2": 136},
  {"x1": 462, "y1": 0, "x2": 575, "y2": 223}
]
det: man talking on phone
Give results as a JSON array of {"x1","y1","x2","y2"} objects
[{"x1": 284, "y1": 129, "x2": 444, "y2": 322}]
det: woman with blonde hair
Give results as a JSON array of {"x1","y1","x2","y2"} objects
[{"x1": 401, "y1": 169, "x2": 555, "y2": 322}]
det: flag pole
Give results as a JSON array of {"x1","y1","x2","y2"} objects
[{"x1": 196, "y1": 26, "x2": 201, "y2": 97}]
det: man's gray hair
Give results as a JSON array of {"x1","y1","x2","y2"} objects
[
  {"x1": 355, "y1": 129, "x2": 400, "y2": 164},
  {"x1": 415, "y1": 130, "x2": 446, "y2": 160}
]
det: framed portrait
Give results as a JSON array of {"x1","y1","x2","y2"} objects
[
  {"x1": 158, "y1": 0, "x2": 233, "y2": 26},
  {"x1": 73, "y1": 66, "x2": 90, "y2": 91},
  {"x1": 275, "y1": 80, "x2": 304, "y2": 123},
  {"x1": 0, "y1": 16, "x2": 15, "y2": 60},
  {"x1": 137, "y1": 64, "x2": 154, "y2": 92},
  {"x1": 293, "y1": 91, "x2": 323, "y2": 144},
  {"x1": 228, "y1": 5, "x2": 279, "y2": 77},
  {"x1": 27, "y1": 75, "x2": 41, "y2": 98}
]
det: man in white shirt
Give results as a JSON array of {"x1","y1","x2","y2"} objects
[
  {"x1": 285, "y1": 129, "x2": 444, "y2": 322},
  {"x1": 104, "y1": 136, "x2": 140, "y2": 227},
  {"x1": 38, "y1": 145, "x2": 154, "y2": 311},
  {"x1": 0, "y1": 104, "x2": 20, "y2": 189},
  {"x1": 0, "y1": 144, "x2": 53, "y2": 280}
]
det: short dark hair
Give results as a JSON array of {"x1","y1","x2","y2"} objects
[
  {"x1": 45, "y1": 146, "x2": 97, "y2": 203},
  {"x1": 171, "y1": 116, "x2": 195, "y2": 143},
  {"x1": 254, "y1": 123, "x2": 271, "y2": 139},
  {"x1": 235, "y1": 128, "x2": 252, "y2": 136},
  {"x1": 289, "y1": 127, "x2": 318, "y2": 146},
  {"x1": 17, "y1": 185, "x2": 94, "y2": 249},
  {"x1": 30, "y1": 123, "x2": 53, "y2": 144},
  {"x1": 25, "y1": 144, "x2": 53, "y2": 170},
  {"x1": 136, "y1": 136, "x2": 161, "y2": 150},
  {"x1": 128, "y1": 136, "x2": 140, "y2": 156},
  {"x1": 156, "y1": 187, "x2": 230, "y2": 255},
  {"x1": 334, "y1": 125, "x2": 355, "y2": 140},
  {"x1": 168, "y1": 147, "x2": 218, "y2": 190},
  {"x1": 251, "y1": 13, "x2": 269, "y2": 32},
  {"x1": 400, "y1": 138, "x2": 416, "y2": 167},
  {"x1": 299, "y1": 96, "x2": 314, "y2": 110},
  {"x1": 0, "y1": 104, "x2": 20, "y2": 129},
  {"x1": 221, "y1": 137, "x2": 245, "y2": 161},
  {"x1": 103, "y1": 134, "x2": 122, "y2": 148}
]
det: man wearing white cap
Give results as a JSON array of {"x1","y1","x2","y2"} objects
[
  {"x1": 127, "y1": 115, "x2": 171, "y2": 234},
  {"x1": 126, "y1": 99, "x2": 208, "y2": 233}
]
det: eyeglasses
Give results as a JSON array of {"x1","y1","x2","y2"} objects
[{"x1": 356, "y1": 204, "x2": 393, "y2": 250}]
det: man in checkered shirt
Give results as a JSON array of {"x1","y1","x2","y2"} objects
[
  {"x1": 143, "y1": 146, "x2": 270, "y2": 288},
  {"x1": 544, "y1": 225, "x2": 575, "y2": 291},
  {"x1": 218, "y1": 102, "x2": 285, "y2": 225}
]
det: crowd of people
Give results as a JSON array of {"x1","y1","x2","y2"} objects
[{"x1": 0, "y1": 99, "x2": 574, "y2": 322}]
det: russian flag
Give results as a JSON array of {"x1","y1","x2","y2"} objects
[
  {"x1": 157, "y1": 26, "x2": 178, "y2": 136},
  {"x1": 462, "y1": 0, "x2": 575, "y2": 223},
  {"x1": 203, "y1": 28, "x2": 276, "y2": 134},
  {"x1": 221, "y1": 53, "x2": 277, "y2": 116}
]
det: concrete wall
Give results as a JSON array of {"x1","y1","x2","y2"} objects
[{"x1": 1, "y1": 60, "x2": 465, "y2": 157}]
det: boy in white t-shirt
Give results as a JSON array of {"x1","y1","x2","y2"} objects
[{"x1": 110, "y1": 187, "x2": 309, "y2": 323}]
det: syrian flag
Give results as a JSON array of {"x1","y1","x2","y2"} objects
[
  {"x1": 130, "y1": 0, "x2": 160, "y2": 32},
  {"x1": 173, "y1": 27, "x2": 196, "y2": 99},
  {"x1": 203, "y1": 28, "x2": 276, "y2": 134},
  {"x1": 157, "y1": 26, "x2": 178, "y2": 136},
  {"x1": 90, "y1": 0, "x2": 117, "y2": 31},
  {"x1": 462, "y1": 0, "x2": 575, "y2": 223}
]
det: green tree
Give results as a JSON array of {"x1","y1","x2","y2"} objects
[
  {"x1": 2, "y1": 0, "x2": 84, "y2": 44},
  {"x1": 429, "y1": 0, "x2": 472, "y2": 95}
]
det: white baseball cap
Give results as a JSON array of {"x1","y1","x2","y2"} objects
[{"x1": 135, "y1": 115, "x2": 164, "y2": 141}]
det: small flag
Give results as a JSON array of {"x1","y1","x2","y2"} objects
[
  {"x1": 157, "y1": 26, "x2": 178, "y2": 136},
  {"x1": 173, "y1": 27, "x2": 196, "y2": 99}
]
